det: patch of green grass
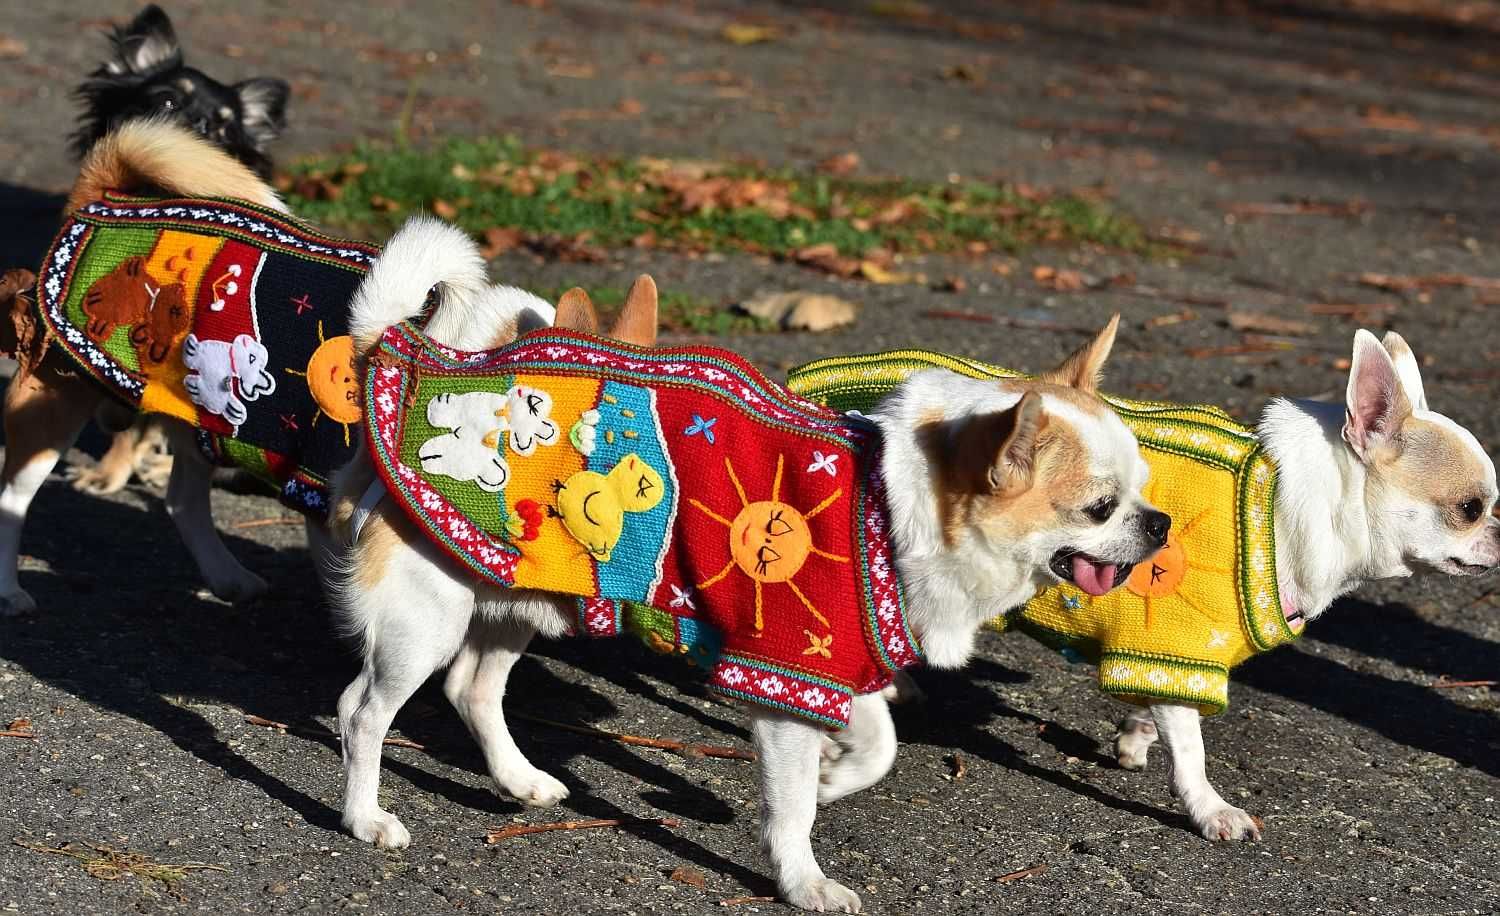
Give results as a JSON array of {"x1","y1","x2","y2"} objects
[
  {"x1": 280, "y1": 136, "x2": 1147, "y2": 260},
  {"x1": 534, "y1": 284, "x2": 775, "y2": 336}
]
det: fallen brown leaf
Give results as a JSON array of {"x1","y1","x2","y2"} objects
[
  {"x1": 995, "y1": 864, "x2": 1047, "y2": 883},
  {"x1": 431, "y1": 199, "x2": 460, "y2": 221},
  {"x1": 479, "y1": 226, "x2": 524, "y2": 258},
  {"x1": 1226, "y1": 311, "x2": 1318, "y2": 336},
  {"x1": 859, "y1": 261, "x2": 920, "y2": 285},
  {"x1": 739, "y1": 291, "x2": 858, "y2": 332},
  {"x1": 0, "y1": 36, "x2": 28, "y2": 58},
  {"x1": 1032, "y1": 265, "x2": 1087, "y2": 292},
  {"x1": 670, "y1": 865, "x2": 707, "y2": 888},
  {"x1": 945, "y1": 753, "x2": 967, "y2": 781},
  {"x1": 1357, "y1": 272, "x2": 1500, "y2": 292},
  {"x1": 793, "y1": 243, "x2": 859, "y2": 278},
  {"x1": 817, "y1": 152, "x2": 861, "y2": 176},
  {"x1": 1144, "y1": 309, "x2": 1198, "y2": 329},
  {"x1": 8, "y1": 716, "x2": 33, "y2": 731},
  {"x1": 722, "y1": 23, "x2": 778, "y2": 45}
]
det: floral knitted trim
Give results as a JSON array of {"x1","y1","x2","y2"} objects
[
  {"x1": 710, "y1": 654, "x2": 853, "y2": 728},
  {"x1": 857, "y1": 457, "x2": 922, "y2": 676},
  {"x1": 1097, "y1": 649, "x2": 1230, "y2": 716}
]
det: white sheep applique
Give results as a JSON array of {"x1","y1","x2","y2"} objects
[
  {"x1": 181, "y1": 333, "x2": 277, "y2": 429},
  {"x1": 417, "y1": 386, "x2": 559, "y2": 492}
]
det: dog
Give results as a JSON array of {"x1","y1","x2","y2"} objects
[
  {"x1": 67, "y1": 4, "x2": 292, "y2": 497},
  {"x1": 71, "y1": 4, "x2": 289, "y2": 179},
  {"x1": 789, "y1": 329, "x2": 1500, "y2": 843},
  {"x1": 0, "y1": 119, "x2": 483, "y2": 616},
  {"x1": 327, "y1": 217, "x2": 1168, "y2": 913}
]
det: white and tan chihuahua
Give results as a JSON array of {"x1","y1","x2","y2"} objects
[
  {"x1": 1106, "y1": 330, "x2": 1500, "y2": 840},
  {"x1": 329, "y1": 218, "x2": 1169, "y2": 913}
]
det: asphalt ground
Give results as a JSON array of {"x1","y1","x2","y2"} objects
[{"x1": 2, "y1": 2, "x2": 1500, "y2": 913}]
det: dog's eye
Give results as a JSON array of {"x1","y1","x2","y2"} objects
[
  {"x1": 1084, "y1": 497, "x2": 1117, "y2": 523},
  {"x1": 1459, "y1": 497, "x2": 1485, "y2": 524}
]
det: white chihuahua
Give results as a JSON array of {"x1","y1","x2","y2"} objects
[{"x1": 327, "y1": 218, "x2": 1169, "y2": 913}]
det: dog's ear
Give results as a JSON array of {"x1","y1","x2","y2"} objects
[
  {"x1": 1041, "y1": 313, "x2": 1119, "y2": 394},
  {"x1": 234, "y1": 78, "x2": 291, "y2": 150},
  {"x1": 106, "y1": 5, "x2": 182, "y2": 76},
  {"x1": 1345, "y1": 329, "x2": 1412, "y2": 462},
  {"x1": 987, "y1": 392, "x2": 1047, "y2": 497},
  {"x1": 554, "y1": 288, "x2": 599, "y2": 334},
  {"x1": 1380, "y1": 330, "x2": 1428, "y2": 413},
  {"x1": 609, "y1": 274, "x2": 659, "y2": 347}
]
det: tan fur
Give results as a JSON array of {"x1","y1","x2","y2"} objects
[
  {"x1": 66, "y1": 119, "x2": 285, "y2": 215},
  {"x1": 553, "y1": 288, "x2": 598, "y2": 335},
  {"x1": 1040, "y1": 313, "x2": 1120, "y2": 394},
  {"x1": 1381, "y1": 416, "x2": 1493, "y2": 530},
  {"x1": 612, "y1": 275, "x2": 659, "y2": 347}
]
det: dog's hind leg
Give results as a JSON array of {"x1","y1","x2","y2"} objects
[
  {"x1": 69, "y1": 424, "x2": 145, "y2": 495},
  {"x1": 443, "y1": 609, "x2": 570, "y2": 808},
  {"x1": 0, "y1": 361, "x2": 100, "y2": 615},
  {"x1": 752, "y1": 709, "x2": 863, "y2": 913},
  {"x1": 817, "y1": 691, "x2": 896, "y2": 806},
  {"x1": 1114, "y1": 705, "x2": 1159, "y2": 771},
  {"x1": 338, "y1": 530, "x2": 475, "y2": 849},
  {"x1": 1150, "y1": 703, "x2": 1261, "y2": 842},
  {"x1": 162, "y1": 423, "x2": 267, "y2": 603}
]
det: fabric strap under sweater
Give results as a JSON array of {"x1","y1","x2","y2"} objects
[
  {"x1": 34, "y1": 192, "x2": 378, "y2": 516},
  {"x1": 366, "y1": 323, "x2": 922, "y2": 727},
  {"x1": 787, "y1": 350, "x2": 1300, "y2": 715}
]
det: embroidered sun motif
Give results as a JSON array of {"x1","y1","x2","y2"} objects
[
  {"x1": 690, "y1": 454, "x2": 849, "y2": 636},
  {"x1": 1124, "y1": 477, "x2": 1234, "y2": 629},
  {"x1": 285, "y1": 320, "x2": 359, "y2": 446}
]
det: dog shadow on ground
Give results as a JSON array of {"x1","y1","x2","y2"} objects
[
  {"x1": 0, "y1": 182, "x2": 64, "y2": 270},
  {"x1": 1238, "y1": 596, "x2": 1500, "y2": 778},
  {"x1": 894, "y1": 659, "x2": 1185, "y2": 832},
  {"x1": 0, "y1": 474, "x2": 774, "y2": 892}
]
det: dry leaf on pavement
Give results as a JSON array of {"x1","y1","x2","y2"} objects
[{"x1": 740, "y1": 291, "x2": 858, "y2": 332}]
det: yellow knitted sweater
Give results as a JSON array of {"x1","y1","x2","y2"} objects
[{"x1": 787, "y1": 350, "x2": 1303, "y2": 714}]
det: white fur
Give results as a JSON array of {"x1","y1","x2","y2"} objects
[
  {"x1": 1115, "y1": 330, "x2": 1500, "y2": 842},
  {"x1": 333, "y1": 264, "x2": 1158, "y2": 910}
]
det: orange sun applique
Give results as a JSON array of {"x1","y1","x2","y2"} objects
[
  {"x1": 1125, "y1": 477, "x2": 1234, "y2": 629},
  {"x1": 285, "y1": 320, "x2": 359, "y2": 446},
  {"x1": 690, "y1": 454, "x2": 849, "y2": 637}
]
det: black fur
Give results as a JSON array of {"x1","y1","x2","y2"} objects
[{"x1": 69, "y1": 5, "x2": 290, "y2": 179}]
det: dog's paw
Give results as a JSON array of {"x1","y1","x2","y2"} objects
[
  {"x1": 344, "y1": 809, "x2": 411, "y2": 849},
  {"x1": 784, "y1": 877, "x2": 862, "y2": 913},
  {"x1": 879, "y1": 670, "x2": 926, "y2": 705},
  {"x1": 207, "y1": 569, "x2": 269, "y2": 605},
  {"x1": 134, "y1": 451, "x2": 174, "y2": 490},
  {"x1": 1197, "y1": 805, "x2": 1262, "y2": 842},
  {"x1": 0, "y1": 587, "x2": 37, "y2": 617},
  {"x1": 820, "y1": 733, "x2": 844, "y2": 765},
  {"x1": 68, "y1": 463, "x2": 130, "y2": 496},
  {"x1": 500, "y1": 768, "x2": 569, "y2": 808},
  {"x1": 1114, "y1": 722, "x2": 1156, "y2": 772}
]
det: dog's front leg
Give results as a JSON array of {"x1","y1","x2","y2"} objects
[
  {"x1": 818, "y1": 691, "x2": 897, "y2": 806},
  {"x1": 1150, "y1": 703, "x2": 1261, "y2": 841},
  {"x1": 1113, "y1": 705, "x2": 1159, "y2": 771},
  {"x1": 751, "y1": 709, "x2": 863, "y2": 913},
  {"x1": 163, "y1": 424, "x2": 267, "y2": 603}
]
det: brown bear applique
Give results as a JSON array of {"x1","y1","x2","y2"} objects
[{"x1": 81, "y1": 256, "x2": 191, "y2": 367}]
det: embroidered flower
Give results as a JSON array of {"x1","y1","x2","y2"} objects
[{"x1": 669, "y1": 585, "x2": 695, "y2": 610}]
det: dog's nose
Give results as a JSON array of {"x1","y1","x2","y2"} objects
[{"x1": 1141, "y1": 510, "x2": 1171, "y2": 548}]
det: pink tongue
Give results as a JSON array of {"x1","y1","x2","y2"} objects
[{"x1": 1071, "y1": 556, "x2": 1119, "y2": 597}]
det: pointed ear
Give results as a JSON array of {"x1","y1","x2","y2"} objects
[
  {"x1": 554, "y1": 288, "x2": 598, "y2": 334},
  {"x1": 1345, "y1": 329, "x2": 1412, "y2": 461},
  {"x1": 608, "y1": 274, "x2": 658, "y2": 347},
  {"x1": 234, "y1": 78, "x2": 290, "y2": 149},
  {"x1": 1041, "y1": 313, "x2": 1119, "y2": 393},
  {"x1": 1380, "y1": 330, "x2": 1427, "y2": 413},
  {"x1": 108, "y1": 5, "x2": 182, "y2": 76},
  {"x1": 988, "y1": 392, "x2": 1047, "y2": 497}
]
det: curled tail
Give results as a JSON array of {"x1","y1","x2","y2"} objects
[
  {"x1": 348, "y1": 215, "x2": 553, "y2": 355},
  {"x1": 66, "y1": 117, "x2": 285, "y2": 215}
]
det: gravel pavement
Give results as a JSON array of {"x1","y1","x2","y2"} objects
[{"x1": 3, "y1": 2, "x2": 1500, "y2": 913}]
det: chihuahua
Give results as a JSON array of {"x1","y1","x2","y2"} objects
[{"x1": 327, "y1": 217, "x2": 1168, "y2": 913}]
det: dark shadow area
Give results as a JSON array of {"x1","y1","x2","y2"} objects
[
  {"x1": 895, "y1": 664, "x2": 1185, "y2": 831},
  {"x1": 0, "y1": 183, "x2": 64, "y2": 271}
]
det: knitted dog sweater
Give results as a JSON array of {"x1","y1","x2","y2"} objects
[
  {"x1": 35, "y1": 192, "x2": 378, "y2": 516},
  {"x1": 788, "y1": 350, "x2": 1301, "y2": 715},
  {"x1": 366, "y1": 323, "x2": 922, "y2": 727}
]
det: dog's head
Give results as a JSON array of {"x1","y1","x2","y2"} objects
[
  {"x1": 916, "y1": 316, "x2": 1168, "y2": 599},
  {"x1": 1342, "y1": 329, "x2": 1500, "y2": 577},
  {"x1": 70, "y1": 5, "x2": 289, "y2": 177}
]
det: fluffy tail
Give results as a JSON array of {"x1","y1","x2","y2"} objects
[
  {"x1": 66, "y1": 117, "x2": 285, "y2": 215},
  {"x1": 348, "y1": 215, "x2": 554, "y2": 354}
]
